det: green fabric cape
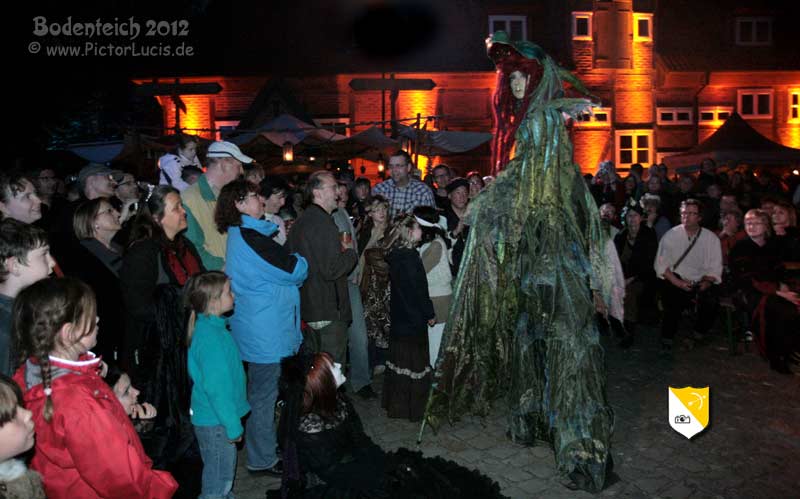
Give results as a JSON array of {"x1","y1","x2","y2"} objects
[{"x1": 424, "y1": 32, "x2": 615, "y2": 493}]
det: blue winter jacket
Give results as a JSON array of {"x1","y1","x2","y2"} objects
[{"x1": 226, "y1": 215, "x2": 308, "y2": 364}]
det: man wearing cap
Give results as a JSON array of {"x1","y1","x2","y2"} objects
[
  {"x1": 182, "y1": 141, "x2": 251, "y2": 270},
  {"x1": 372, "y1": 150, "x2": 435, "y2": 218}
]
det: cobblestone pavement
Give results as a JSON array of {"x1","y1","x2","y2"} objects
[{"x1": 232, "y1": 324, "x2": 800, "y2": 498}]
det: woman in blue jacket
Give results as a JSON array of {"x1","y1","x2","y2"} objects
[{"x1": 215, "y1": 180, "x2": 308, "y2": 476}]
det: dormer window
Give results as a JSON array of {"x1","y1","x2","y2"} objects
[
  {"x1": 633, "y1": 13, "x2": 653, "y2": 42},
  {"x1": 736, "y1": 17, "x2": 773, "y2": 46},
  {"x1": 572, "y1": 12, "x2": 593, "y2": 41},
  {"x1": 489, "y1": 15, "x2": 527, "y2": 41}
]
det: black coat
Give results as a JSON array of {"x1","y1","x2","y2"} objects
[
  {"x1": 613, "y1": 225, "x2": 658, "y2": 281},
  {"x1": 273, "y1": 395, "x2": 505, "y2": 499},
  {"x1": 119, "y1": 236, "x2": 204, "y2": 367},
  {"x1": 288, "y1": 204, "x2": 358, "y2": 323},
  {"x1": 63, "y1": 241, "x2": 124, "y2": 362},
  {"x1": 386, "y1": 247, "x2": 434, "y2": 337}
]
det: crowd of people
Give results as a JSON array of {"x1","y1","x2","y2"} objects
[
  {"x1": 587, "y1": 157, "x2": 800, "y2": 372},
  {"x1": 0, "y1": 133, "x2": 798, "y2": 496}
]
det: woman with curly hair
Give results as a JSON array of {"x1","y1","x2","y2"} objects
[
  {"x1": 356, "y1": 196, "x2": 392, "y2": 374},
  {"x1": 215, "y1": 179, "x2": 308, "y2": 476}
]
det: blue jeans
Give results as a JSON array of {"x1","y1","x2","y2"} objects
[
  {"x1": 194, "y1": 424, "x2": 237, "y2": 499},
  {"x1": 245, "y1": 362, "x2": 280, "y2": 470},
  {"x1": 347, "y1": 282, "x2": 371, "y2": 391}
]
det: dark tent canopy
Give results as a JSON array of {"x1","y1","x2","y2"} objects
[{"x1": 663, "y1": 112, "x2": 800, "y2": 170}]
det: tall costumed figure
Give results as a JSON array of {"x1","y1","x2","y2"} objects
[{"x1": 423, "y1": 32, "x2": 616, "y2": 492}]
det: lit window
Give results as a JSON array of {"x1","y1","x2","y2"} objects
[
  {"x1": 313, "y1": 118, "x2": 350, "y2": 137},
  {"x1": 572, "y1": 12, "x2": 593, "y2": 41},
  {"x1": 575, "y1": 107, "x2": 612, "y2": 126},
  {"x1": 657, "y1": 107, "x2": 693, "y2": 125},
  {"x1": 214, "y1": 120, "x2": 240, "y2": 141},
  {"x1": 698, "y1": 106, "x2": 733, "y2": 124},
  {"x1": 790, "y1": 90, "x2": 800, "y2": 123},
  {"x1": 489, "y1": 15, "x2": 527, "y2": 41},
  {"x1": 616, "y1": 130, "x2": 653, "y2": 168},
  {"x1": 633, "y1": 13, "x2": 653, "y2": 42},
  {"x1": 736, "y1": 17, "x2": 772, "y2": 46},
  {"x1": 737, "y1": 89, "x2": 773, "y2": 119}
]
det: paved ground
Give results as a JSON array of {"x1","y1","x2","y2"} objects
[{"x1": 231, "y1": 323, "x2": 800, "y2": 499}]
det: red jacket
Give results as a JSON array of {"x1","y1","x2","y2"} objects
[{"x1": 13, "y1": 355, "x2": 177, "y2": 499}]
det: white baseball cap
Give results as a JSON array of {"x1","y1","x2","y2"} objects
[{"x1": 206, "y1": 141, "x2": 254, "y2": 164}]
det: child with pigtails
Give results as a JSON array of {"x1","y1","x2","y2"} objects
[{"x1": 12, "y1": 277, "x2": 177, "y2": 499}]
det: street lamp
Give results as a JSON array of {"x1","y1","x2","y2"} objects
[{"x1": 282, "y1": 142, "x2": 294, "y2": 162}]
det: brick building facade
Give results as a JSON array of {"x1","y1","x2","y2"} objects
[{"x1": 138, "y1": 0, "x2": 800, "y2": 176}]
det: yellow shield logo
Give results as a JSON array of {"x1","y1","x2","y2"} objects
[{"x1": 668, "y1": 386, "x2": 709, "y2": 439}]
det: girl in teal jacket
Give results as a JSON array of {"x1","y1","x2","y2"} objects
[{"x1": 185, "y1": 271, "x2": 250, "y2": 499}]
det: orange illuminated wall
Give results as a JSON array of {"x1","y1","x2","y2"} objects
[
  {"x1": 573, "y1": 129, "x2": 613, "y2": 174},
  {"x1": 158, "y1": 94, "x2": 214, "y2": 139}
]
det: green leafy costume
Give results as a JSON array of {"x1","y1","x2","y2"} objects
[{"x1": 424, "y1": 32, "x2": 615, "y2": 492}]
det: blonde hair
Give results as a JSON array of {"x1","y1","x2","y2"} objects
[{"x1": 183, "y1": 271, "x2": 229, "y2": 346}]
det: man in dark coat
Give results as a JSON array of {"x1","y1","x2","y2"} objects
[{"x1": 288, "y1": 171, "x2": 358, "y2": 364}]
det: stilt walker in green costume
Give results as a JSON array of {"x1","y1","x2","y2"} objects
[{"x1": 423, "y1": 32, "x2": 616, "y2": 492}]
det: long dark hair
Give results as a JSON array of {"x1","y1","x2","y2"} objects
[
  {"x1": 128, "y1": 185, "x2": 180, "y2": 247},
  {"x1": 13, "y1": 277, "x2": 97, "y2": 422}
]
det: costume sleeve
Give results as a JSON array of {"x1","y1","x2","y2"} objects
[
  {"x1": 159, "y1": 155, "x2": 190, "y2": 191},
  {"x1": 65, "y1": 403, "x2": 178, "y2": 498},
  {"x1": 184, "y1": 205, "x2": 224, "y2": 270},
  {"x1": 192, "y1": 334, "x2": 247, "y2": 440}
]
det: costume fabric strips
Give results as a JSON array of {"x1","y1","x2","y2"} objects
[{"x1": 424, "y1": 31, "x2": 615, "y2": 493}]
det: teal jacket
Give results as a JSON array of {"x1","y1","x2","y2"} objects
[{"x1": 188, "y1": 314, "x2": 250, "y2": 439}]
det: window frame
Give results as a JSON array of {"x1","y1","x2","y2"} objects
[
  {"x1": 735, "y1": 16, "x2": 773, "y2": 46},
  {"x1": 489, "y1": 15, "x2": 528, "y2": 41},
  {"x1": 214, "y1": 120, "x2": 240, "y2": 141},
  {"x1": 656, "y1": 107, "x2": 694, "y2": 126},
  {"x1": 615, "y1": 130, "x2": 654, "y2": 169},
  {"x1": 698, "y1": 106, "x2": 734, "y2": 125},
  {"x1": 571, "y1": 12, "x2": 593, "y2": 41},
  {"x1": 574, "y1": 107, "x2": 612, "y2": 127},
  {"x1": 737, "y1": 89, "x2": 774, "y2": 119},
  {"x1": 633, "y1": 13, "x2": 654, "y2": 42},
  {"x1": 789, "y1": 90, "x2": 800, "y2": 123}
]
